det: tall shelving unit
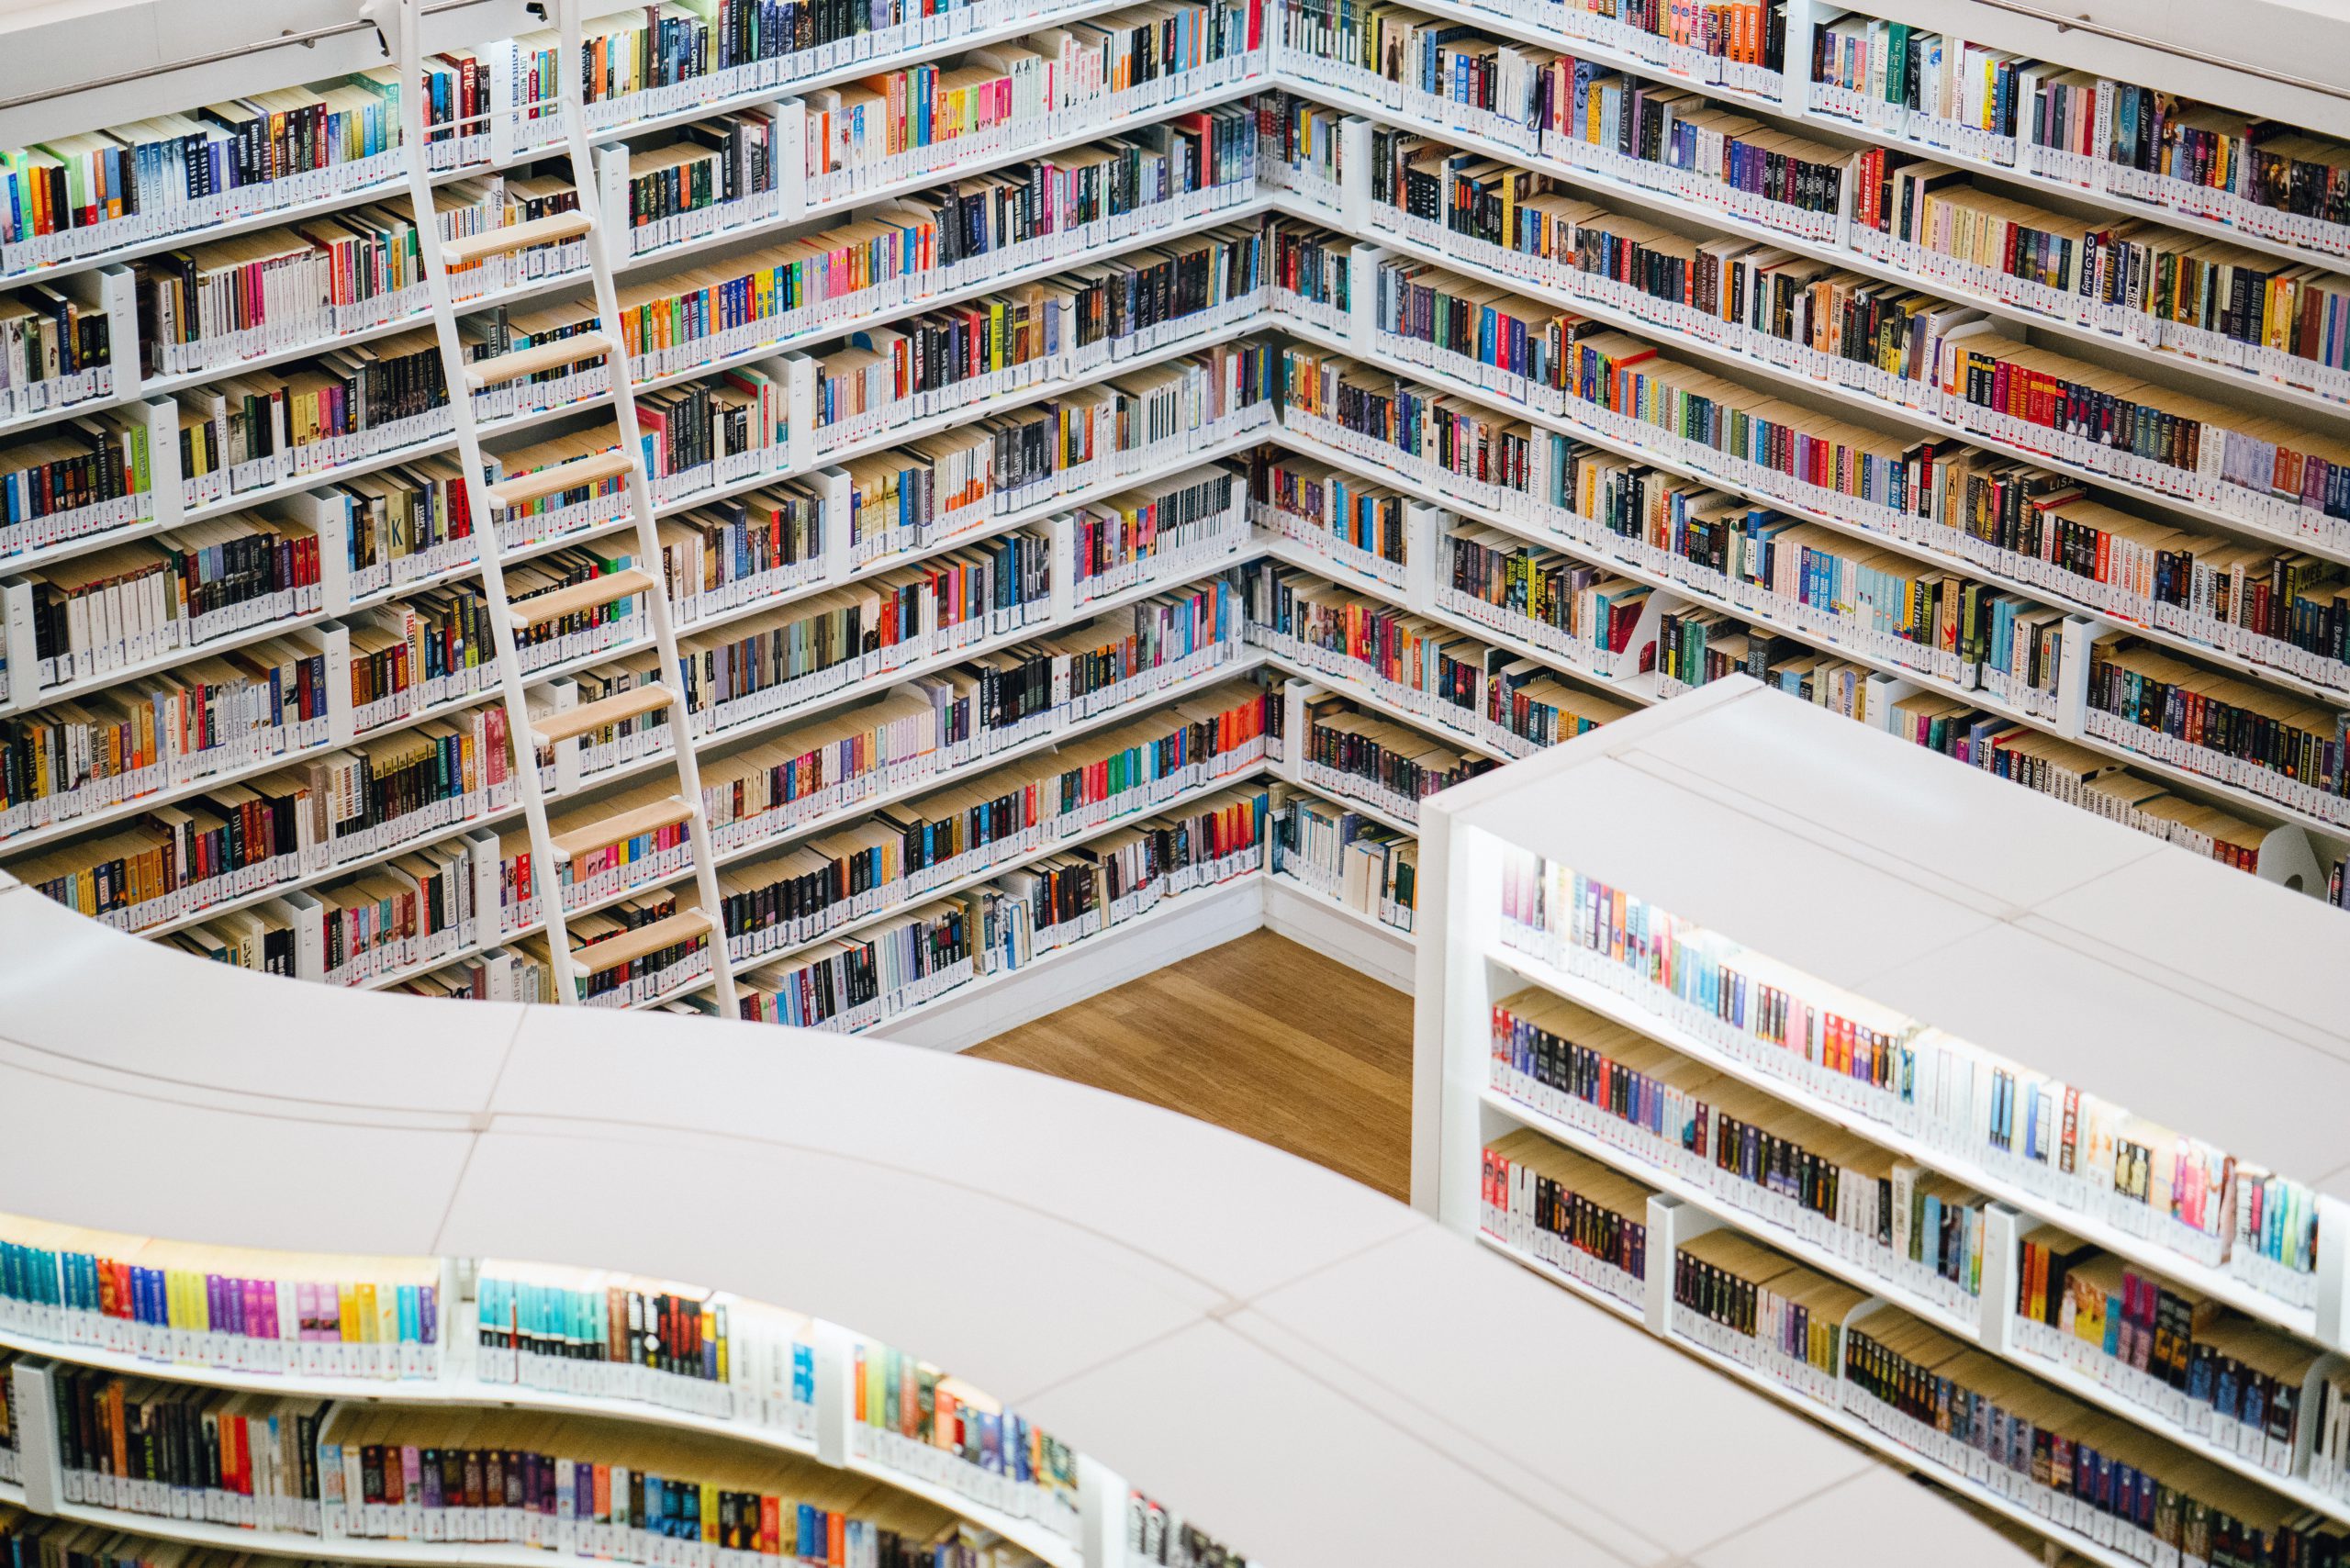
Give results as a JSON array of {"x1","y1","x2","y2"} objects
[
  {"x1": 5, "y1": 0, "x2": 2350, "y2": 1045},
  {"x1": 1410, "y1": 676, "x2": 2350, "y2": 1566}
]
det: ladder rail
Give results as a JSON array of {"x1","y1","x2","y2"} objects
[
  {"x1": 554, "y1": 0, "x2": 741, "y2": 1014},
  {"x1": 383, "y1": 0, "x2": 588, "y2": 1005}
]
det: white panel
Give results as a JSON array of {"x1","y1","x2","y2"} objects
[
  {"x1": 1695, "y1": 1465, "x2": 2038, "y2": 1568},
  {"x1": 487, "y1": 1008, "x2": 1424, "y2": 1303},
  {"x1": 442, "y1": 1123, "x2": 1225, "y2": 1409},
  {"x1": 1017, "y1": 1319, "x2": 1642, "y2": 1568},
  {"x1": 1622, "y1": 692, "x2": 2155, "y2": 910},
  {"x1": 1243, "y1": 1226, "x2": 1874, "y2": 1562},
  {"x1": 1471, "y1": 754, "x2": 1998, "y2": 988},
  {"x1": 0, "y1": 1059, "x2": 475, "y2": 1256},
  {"x1": 0, "y1": 883, "x2": 523, "y2": 1113}
]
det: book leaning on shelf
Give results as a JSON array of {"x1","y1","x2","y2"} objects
[{"x1": 1495, "y1": 847, "x2": 2326, "y2": 1310}]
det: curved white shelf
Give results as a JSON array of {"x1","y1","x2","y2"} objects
[{"x1": 0, "y1": 869, "x2": 2042, "y2": 1568}]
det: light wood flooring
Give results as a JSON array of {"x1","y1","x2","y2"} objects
[{"x1": 968, "y1": 930, "x2": 1414, "y2": 1199}]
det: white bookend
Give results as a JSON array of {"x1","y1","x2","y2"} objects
[
  {"x1": 1403, "y1": 501, "x2": 1444, "y2": 616},
  {"x1": 594, "y1": 142, "x2": 632, "y2": 271},
  {"x1": 464, "y1": 827, "x2": 504, "y2": 945},
  {"x1": 9, "y1": 1358, "x2": 63, "y2": 1512},
  {"x1": 537, "y1": 676, "x2": 583, "y2": 792},
  {"x1": 274, "y1": 488, "x2": 353, "y2": 615},
  {"x1": 479, "y1": 36, "x2": 524, "y2": 164},
  {"x1": 137, "y1": 396, "x2": 183, "y2": 529},
  {"x1": 768, "y1": 95, "x2": 808, "y2": 222},
  {"x1": 52, "y1": 263, "x2": 140, "y2": 402},
  {"x1": 1338, "y1": 115, "x2": 1376, "y2": 231},
  {"x1": 1978, "y1": 1202, "x2": 2024, "y2": 1355},
  {"x1": 811, "y1": 1318, "x2": 857, "y2": 1469},
  {"x1": 1277, "y1": 678, "x2": 1321, "y2": 788},
  {"x1": 306, "y1": 620, "x2": 354, "y2": 745},
  {"x1": 2255, "y1": 823, "x2": 2327, "y2": 898},
  {"x1": 1863, "y1": 673, "x2": 1921, "y2": 732},
  {"x1": 477, "y1": 946, "x2": 520, "y2": 1002},
  {"x1": 1617, "y1": 588, "x2": 1676, "y2": 678},
  {"x1": 814, "y1": 465, "x2": 855, "y2": 582},
  {"x1": 1347, "y1": 244, "x2": 1385, "y2": 353},
  {"x1": 265, "y1": 890, "x2": 325, "y2": 983},
  {"x1": 0, "y1": 577, "x2": 36, "y2": 712},
  {"x1": 1078, "y1": 1454, "x2": 1131, "y2": 1568},
  {"x1": 2055, "y1": 613, "x2": 2099, "y2": 740},
  {"x1": 1046, "y1": 511, "x2": 1079, "y2": 622},
  {"x1": 782, "y1": 351, "x2": 818, "y2": 474},
  {"x1": 1644, "y1": 1194, "x2": 1722, "y2": 1335}
]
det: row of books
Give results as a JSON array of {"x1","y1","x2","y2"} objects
[
  {"x1": 0, "y1": 0, "x2": 1221, "y2": 273},
  {"x1": 1266, "y1": 781, "x2": 1417, "y2": 932},
  {"x1": 0, "y1": 331, "x2": 1271, "y2": 850},
  {"x1": 1480, "y1": 1129, "x2": 1652, "y2": 1315},
  {"x1": 6, "y1": 484, "x2": 1254, "y2": 951},
  {"x1": 709, "y1": 673, "x2": 1270, "y2": 968},
  {"x1": 139, "y1": 174, "x2": 585, "y2": 383},
  {"x1": 1129, "y1": 1492, "x2": 1248, "y2": 1568},
  {"x1": 0, "y1": 178, "x2": 1262, "y2": 577},
  {"x1": 1261, "y1": 29, "x2": 2350, "y2": 536},
  {"x1": 1316, "y1": 273, "x2": 2350, "y2": 824},
  {"x1": 1241, "y1": 560, "x2": 1635, "y2": 758},
  {"x1": 735, "y1": 780, "x2": 1267, "y2": 1031},
  {"x1": 1431, "y1": 0, "x2": 1790, "y2": 100},
  {"x1": 474, "y1": 1265, "x2": 814, "y2": 1432},
  {"x1": 1491, "y1": 988, "x2": 1990, "y2": 1317},
  {"x1": 1248, "y1": 450, "x2": 1409, "y2": 589},
  {"x1": 1294, "y1": 689, "x2": 1494, "y2": 823},
  {"x1": 336, "y1": 593, "x2": 1247, "y2": 989},
  {"x1": 0, "y1": 1217, "x2": 439, "y2": 1379},
  {"x1": 1271, "y1": 4, "x2": 1849, "y2": 237},
  {"x1": 798, "y1": 50, "x2": 1260, "y2": 203},
  {"x1": 0, "y1": 1500, "x2": 1051, "y2": 1568},
  {"x1": 850, "y1": 1343, "x2": 1080, "y2": 1535},
  {"x1": 1270, "y1": 340, "x2": 2348, "y2": 872},
  {"x1": 1494, "y1": 847, "x2": 2325, "y2": 1309},
  {"x1": 2012, "y1": 1228, "x2": 2349, "y2": 1491},
  {"x1": 1808, "y1": 7, "x2": 2350, "y2": 264}
]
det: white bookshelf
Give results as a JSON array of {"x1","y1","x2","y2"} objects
[
  {"x1": 1410, "y1": 675, "x2": 2350, "y2": 1563},
  {"x1": 0, "y1": 867, "x2": 2067, "y2": 1568}
]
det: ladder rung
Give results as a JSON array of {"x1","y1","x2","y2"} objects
[
  {"x1": 442, "y1": 209, "x2": 597, "y2": 266},
  {"x1": 550, "y1": 795, "x2": 697, "y2": 862},
  {"x1": 466, "y1": 332, "x2": 619, "y2": 390},
  {"x1": 509, "y1": 567, "x2": 655, "y2": 627},
  {"x1": 573, "y1": 909, "x2": 715, "y2": 975},
  {"x1": 533, "y1": 682, "x2": 677, "y2": 745},
  {"x1": 485, "y1": 449, "x2": 636, "y2": 510}
]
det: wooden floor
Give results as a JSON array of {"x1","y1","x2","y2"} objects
[{"x1": 968, "y1": 930, "x2": 1415, "y2": 1199}]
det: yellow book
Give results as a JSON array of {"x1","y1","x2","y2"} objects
[{"x1": 337, "y1": 1281, "x2": 361, "y2": 1342}]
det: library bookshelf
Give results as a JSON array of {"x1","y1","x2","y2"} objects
[
  {"x1": 10, "y1": 0, "x2": 2350, "y2": 1045},
  {"x1": 0, "y1": 870, "x2": 2049, "y2": 1568},
  {"x1": 1409, "y1": 676, "x2": 2350, "y2": 1566}
]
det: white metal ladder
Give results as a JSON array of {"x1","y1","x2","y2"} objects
[{"x1": 380, "y1": 0, "x2": 739, "y2": 1013}]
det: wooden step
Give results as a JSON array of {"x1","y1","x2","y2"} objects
[
  {"x1": 465, "y1": 332, "x2": 618, "y2": 390},
  {"x1": 572, "y1": 908, "x2": 714, "y2": 975},
  {"x1": 484, "y1": 448, "x2": 635, "y2": 510},
  {"x1": 532, "y1": 682, "x2": 677, "y2": 745},
  {"x1": 509, "y1": 566, "x2": 655, "y2": 627},
  {"x1": 549, "y1": 795, "x2": 697, "y2": 863},
  {"x1": 442, "y1": 209, "x2": 596, "y2": 266}
]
